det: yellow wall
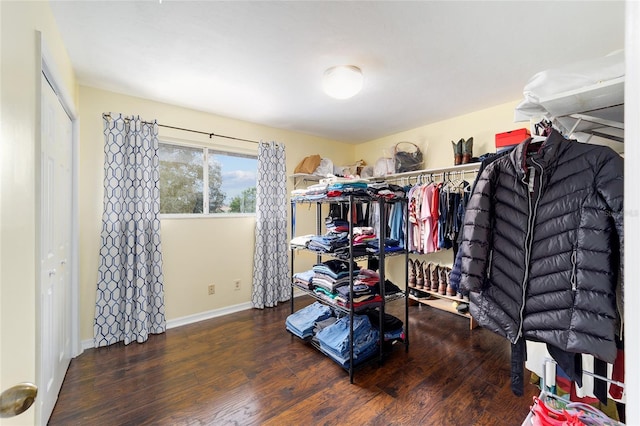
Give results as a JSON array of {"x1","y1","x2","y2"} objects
[
  {"x1": 354, "y1": 98, "x2": 624, "y2": 171},
  {"x1": 78, "y1": 86, "x2": 353, "y2": 341},
  {"x1": 0, "y1": 1, "x2": 77, "y2": 425},
  {"x1": 355, "y1": 99, "x2": 526, "y2": 170}
]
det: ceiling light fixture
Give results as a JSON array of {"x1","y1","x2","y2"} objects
[{"x1": 322, "y1": 65, "x2": 363, "y2": 100}]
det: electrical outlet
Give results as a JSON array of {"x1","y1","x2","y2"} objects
[
  {"x1": 208, "y1": 284, "x2": 215, "y2": 295},
  {"x1": 234, "y1": 279, "x2": 241, "y2": 290}
]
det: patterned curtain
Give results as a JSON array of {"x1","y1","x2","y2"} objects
[
  {"x1": 251, "y1": 141, "x2": 291, "y2": 308},
  {"x1": 94, "y1": 113, "x2": 166, "y2": 347}
]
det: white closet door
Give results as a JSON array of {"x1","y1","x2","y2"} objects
[{"x1": 39, "y1": 73, "x2": 73, "y2": 425}]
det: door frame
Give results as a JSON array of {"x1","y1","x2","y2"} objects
[
  {"x1": 625, "y1": 0, "x2": 640, "y2": 420},
  {"x1": 36, "y1": 32, "x2": 80, "y2": 424}
]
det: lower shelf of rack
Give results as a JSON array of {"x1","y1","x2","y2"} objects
[
  {"x1": 409, "y1": 292, "x2": 478, "y2": 330},
  {"x1": 286, "y1": 327, "x2": 409, "y2": 379},
  {"x1": 309, "y1": 339, "x2": 383, "y2": 371}
]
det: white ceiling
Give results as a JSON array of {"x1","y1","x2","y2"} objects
[{"x1": 49, "y1": 1, "x2": 625, "y2": 144}]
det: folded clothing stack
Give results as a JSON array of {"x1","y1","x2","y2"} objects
[
  {"x1": 315, "y1": 314, "x2": 380, "y2": 368},
  {"x1": 285, "y1": 302, "x2": 333, "y2": 339}
]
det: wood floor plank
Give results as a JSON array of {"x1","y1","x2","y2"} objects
[{"x1": 49, "y1": 296, "x2": 538, "y2": 425}]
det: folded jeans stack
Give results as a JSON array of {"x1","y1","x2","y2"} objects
[
  {"x1": 315, "y1": 314, "x2": 380, "y2": 368},
  {"x1": 285, "y1": 302, "x2": 333, "y2": 339}
]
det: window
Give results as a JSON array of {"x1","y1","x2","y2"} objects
[{"x1": 158, "y1": 142, "x2": 257, "y2": 215}]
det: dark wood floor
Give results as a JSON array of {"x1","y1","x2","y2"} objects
[{"x1": 49, "y1": 296, "x2": 538, "y2": 425}]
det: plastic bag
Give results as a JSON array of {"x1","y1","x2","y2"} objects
[
  {"x1": 334, "y1": 159, "x2": 365, "y2": 177},
  {"x1": 314, "y1": 158, "x2": 333, "y2": 177},
  {"x1": 360, "y1": 165, "x2": 374, "y2": 178},
  {"x1": 373, "y1": 157, "x2": 394, "y2": 177}
]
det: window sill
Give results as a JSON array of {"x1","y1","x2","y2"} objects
[{"x1": 160, "y1": 213, "x2": 256, "y2": 220}]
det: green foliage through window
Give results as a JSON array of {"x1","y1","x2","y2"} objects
[{"x1": 229, "y1": 187, "x2": 256, "y2": 213}]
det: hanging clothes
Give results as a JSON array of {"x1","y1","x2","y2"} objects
[
  {"x1": 404, "y1": 178, "x2": 470, "y2": 255},
  {"x1": 456, "y1": 129, "x2": 624, "y2": 395}
]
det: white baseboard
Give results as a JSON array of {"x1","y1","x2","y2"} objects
[
  {"x1": 79, "y1": 296, "x2": 305, "y2": 351},
  {"x1": 81, "y1": 338, "x2": 95, "y2": 351},
  {"x1": 166, "y1": 301, "x2": 253, "y2": 329},
  {"x1": 80, "y1": 302, "x2": 253, "y2": 350}
]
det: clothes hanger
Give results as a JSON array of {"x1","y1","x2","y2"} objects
[
  {"x1": 450, "y1": 171, "x2": 464, "y2": 189},
  {"x1": 527, "y1": 119, "x2": 553, "y2": 152},
  {"x1": 534, "y1": 119, "x2": 553, "y2": 137},
  {"x1": 443, "y1": 172, "x2": 453, "y2": 192}
]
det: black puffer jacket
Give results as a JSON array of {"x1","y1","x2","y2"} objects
[{"x1": 458, "y1": 130, "x2": 623, "y2": 363}]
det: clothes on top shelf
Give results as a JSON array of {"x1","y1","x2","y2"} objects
[
  {"x1": 290, "y1": 176, "x2": 406, "y2": 202},
  {"x1": 290, "y1": 176, "x2": 364, "y2": 200},
  {"x1": 455, "y1": 129, "x2": 624, "y2": 396},
  {"x1": 326, "y1": 181, "x2": 369, "y2": 197},
  {"x1": 291, "y1": 176, "x2": 409, "y2": 257},
  {"x1": 367, "y1": 182, "x2": 407, "y2": 200},
  {"x1": 291, "y1": 182, "x2": 329, "y2": 200}
]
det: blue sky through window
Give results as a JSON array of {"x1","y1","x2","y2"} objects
[{"x1": 213, "y1": 154, "x2": 257, "y2": 203}]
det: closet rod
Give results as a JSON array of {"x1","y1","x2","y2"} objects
[{"x1": 102, "y1": 113, "x2": 260, "y2": 144}]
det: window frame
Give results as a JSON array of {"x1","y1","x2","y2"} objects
[{"x1": 158, "y1": 137, "x2": 258, "y2": 219}]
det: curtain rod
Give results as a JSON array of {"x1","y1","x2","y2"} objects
[{"x1": 102, "y1": 113, "x2": 260, "y2": 144}]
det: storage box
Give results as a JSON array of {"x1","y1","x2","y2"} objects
[{"x1": 495, "y1": 128, "x2": 531, "y2": 148}]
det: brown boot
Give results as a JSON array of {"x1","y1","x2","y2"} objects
[
  {"x1": 452, "y1": 139, "x2": 463, "y2": 165},
  {"x1": 462, "y1": 137, "x2": 473, "y2": 164},
  {"x1": 438, "y1": 267, "x2": 447, "y2": 295},
  {"x1": 430, "y1": 265, "x2": 440, "y2": 292},
  {"x1": 423, "y1": 262, "x2": 432, "y2": 291},
  {"x1": 445, "y1": 267, "x2": 456, "y2": 296},
  {"x1": 408, "y1": 259, "x2": 416, "y2": 288},
  {"x1": 415, "y1": 260, "x2": 424, "y2": 289}
]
